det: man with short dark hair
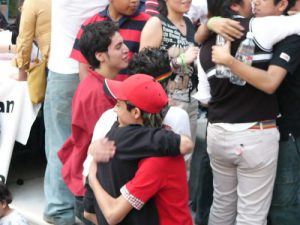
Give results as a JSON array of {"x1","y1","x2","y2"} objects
[
  {"x1": 57, "y1": 20, "x2": 129, "y2": 224},
  {"x1": 43, "y1": 1, "x2": 108, "y2": 224},
  {"x1": 197, "y1": 0, "x2": 283, "y2": 224},
  {"x1": 87, "y1": 73, "x2": 193, "y2": 225},
  {"x1": 211, "y1": 1, "x2": 300, "y2": 224}
]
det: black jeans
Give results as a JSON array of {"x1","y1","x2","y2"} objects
[
  {"x1": 75, "y1": 196, "x2": 95, "y2": 225},
  {"x1": 188, "y1": 120, "x2": 213, "y2": 225},
  {"x1": 268, "y1": 135, "x2": 300, "y2": 225}
]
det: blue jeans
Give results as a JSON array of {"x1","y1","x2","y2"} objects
[
  {"x1": 268, "y1": 135, "x2": 300, "y2": 225},
  {"x1": 43, "y1": 70, "x2": 79, "y2": 225}
]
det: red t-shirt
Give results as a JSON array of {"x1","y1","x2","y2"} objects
[
  {"x1": 121, "y1": 156, "x2": 193, "y2": 225},
  {"x1": 58, "y1": 69, "x2": 115, "y2": 196}
]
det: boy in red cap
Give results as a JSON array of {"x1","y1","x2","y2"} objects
[
  {"x1": 87, "y1": 73, "x2": 193, "y2": 225},
  {"x1": 58, "y1": 21, "x2": 187, "y2": 225}
]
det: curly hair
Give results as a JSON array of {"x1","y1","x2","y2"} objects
[
  {"x1": 79, "y1": 21, "x2": 119, "y2": 69},
  {"x1": 128, "y1": 47, "x2": 172, "y2": 87}
]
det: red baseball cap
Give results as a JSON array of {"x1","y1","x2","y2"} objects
[{"x1": 104, "y1": 74, "x2": 168, "y2": 113}]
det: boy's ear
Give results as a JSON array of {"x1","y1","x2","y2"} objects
[
  {"x1": 95, "y1": 52, "x2": 105, "y2": 63},
  {"x1": 132, "y1": 107, "x2": 142, "y2": 119},
  {"x1": 0, "y1": 200, "x2": 7, "y2": 208},
  {"x1": 230, "y1": 3, "x2": 240, "y2": 13},
  {"x1": 277, "y1": 0, "x2": 289, "y2": 13}
]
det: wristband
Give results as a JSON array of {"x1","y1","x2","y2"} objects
[
  {"x1": 207, "y1": 16, "x2": 221, "y2": 31},
  {"x1": 179, "y1": 54, "x2": 188, "y2": 72}
]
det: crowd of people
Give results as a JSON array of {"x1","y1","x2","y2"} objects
[{"x1": 1, "y1": 0, "x2": 300, "y2": 225}]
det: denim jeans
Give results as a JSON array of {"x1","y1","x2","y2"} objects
[
  {"x1": 268, "y1": 135, "x2": 300, "y2": 225},
  {"x1": 43, "y1": 70, "x2": 79, "y2": 225}
]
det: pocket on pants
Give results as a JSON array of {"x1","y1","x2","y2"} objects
[{"x1": 240, "y1": 128, "x2": 279, "y2": 168}]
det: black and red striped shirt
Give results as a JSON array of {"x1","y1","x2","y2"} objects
[
  {"x1": 145, "y1": 0, "x2": 159, "y2": 16},
  {"x1": 70, "y1": 6, "x2": 150, "y2": 78}
]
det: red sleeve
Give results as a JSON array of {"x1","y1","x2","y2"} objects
[
  {"x1": 70, "y1": 21, "x2": 89, "y2": 64},
  {"x1": 58, "y1": 94, "x2": 93, "y2": 195},
  {"x1": 120, "y1": 157, "x2": 166, "y2": 210},
  {"x1": 58, "y1": 76, "x2": 115, "y2": 195}
]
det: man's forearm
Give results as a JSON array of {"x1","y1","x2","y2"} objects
[
  {"x1": 179, "y1": 135, "x2": 194, "y2": 154},
  {"x1": 225, "y1": 56, "x2": 287, "y2": 94},
  {"x1": 89, "y1": 174, "x2": 132, "y2": 225},
  {"x1": 109, "y1": 126, "x2": 182, "y2": 159}
]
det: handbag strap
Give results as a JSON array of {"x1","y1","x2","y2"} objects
[
  {"x1": 34, "y1": 42, "x2": 50, "y2": 61},
  {"x1": 36, "y1": 47, "x2": 40, "y2": 60}
]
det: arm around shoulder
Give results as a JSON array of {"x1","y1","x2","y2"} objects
[{"x1": 180, "y1": 135, "x2": 194, "y2": 154}]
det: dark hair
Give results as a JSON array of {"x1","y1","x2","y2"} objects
[
  {"x1": 0, "y1": 181, "x2": 13, "y2": 205},
  {"x1": 125, "y1": 101, "x2": 164, "y2": 128},
  {"x1": 79, "y1": 21, "x2": 119, "y2": 69},
  {"x1": 208, "y1": 0, "x2": 243, "y2": 18},
  {"x1": 157, "y1": 0, "x2": 168, "y2": 16},
  {"x1": 128, "y1": 48, "x2": 172, "y2": 87}
]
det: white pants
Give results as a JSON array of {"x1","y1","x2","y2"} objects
[{"x1": 207, "y1": 124, "x2": 279, "y2": 225}]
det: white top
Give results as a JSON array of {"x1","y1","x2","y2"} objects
[
  {"x1": 82, "y1": 107, "x2": 191, "y2": 177},
  {"x1": 0, "y1": 210, "x2": 29, "y2": 225},
  {"x1": 193, "y1": 14, "x2": 300, "y2": 131},
  {"x1": 48, "y1": 0, "x2": 108, "y2": 74},
  {"x1": 0, "y1": 30, "x2": 12, "y2": 45},
  {"x1": 0, "y1": 30, "x2": 14, "y2": 60},
  {"x1": 186, "y1": 0, "x2": 208, "y2": 24},
  {"x1": 250, "y1": 14, "x2": 300, "y2": 51}
]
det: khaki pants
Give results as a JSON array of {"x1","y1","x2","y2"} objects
[{"x1": 207, "y1": 123, "x2": 279, "y2": 225}]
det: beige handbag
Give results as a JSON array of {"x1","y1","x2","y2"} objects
[{"x1": 27, "y1": 47, "x2": 48, "y2": 104}]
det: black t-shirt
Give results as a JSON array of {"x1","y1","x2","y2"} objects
[
  {"x1": 200, "y1": 17, "x2": 278, "y2": 123},
  {"x1": 270, "y1": 35, "x2": 300, "y2": 140},
  {"x1": 156, "y1": 14, "x2": 198, "y2": 100},
  {"x1": 88, "y1": 122, "x2": 181, "y2": 225}
]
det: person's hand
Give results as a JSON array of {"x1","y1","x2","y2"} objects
[
  {"x1": 89, "y1": 138, "x2": 116, "y2": 163},
  {"x1": 11, "y1": 69, "x2": 27, "y2": 81},
  {"x1": 182, "y1": 46, "x2": 199, "y2": 64},
  {"x1": 208, "y1": 17, "x2": 244, "y2": 41},
  {"x1": 88, "y1": 160, "x2": 98, "y2": 189},
  {"x1": 212, "y1": 41, "x2": 233, "y2": 66}
]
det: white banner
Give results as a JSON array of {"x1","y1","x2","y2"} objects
[{"x1": 0, "y1": 61, "x2": 41, "y2": 181}]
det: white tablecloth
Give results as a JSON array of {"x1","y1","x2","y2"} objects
[{"x1": 0, "y1": 60, "x2": 41, "y2": 181}]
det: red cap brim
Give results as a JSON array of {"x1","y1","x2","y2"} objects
[{"x1": 104, "y1": 79, "x2": 127, "y2": 101}]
